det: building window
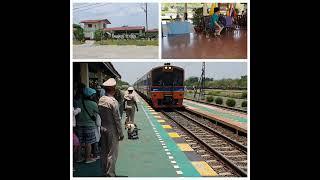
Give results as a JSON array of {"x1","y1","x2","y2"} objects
[
  {"x1": 103, "y1": 24, "x2": 106, "y2": 28},
  {"x1": 88, "y1": 24, "x2": 92, "y2": 28}
]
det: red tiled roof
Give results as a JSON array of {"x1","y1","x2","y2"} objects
[
  {"x1": 146, "y1": 29, "x2": 158, "y2": 32},
  {"x1": 104, "y1": 26, "x2": 145, "y2": 31},
  {"x1": 80, "y1": 19, "x2": 111, "y2": 24}
]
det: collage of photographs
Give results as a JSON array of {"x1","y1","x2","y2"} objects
[{"x1": 72, "y1": 0, "x2": 249, "y2": 179}]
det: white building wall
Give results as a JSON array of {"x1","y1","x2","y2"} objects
[{"x1": 83, "y1": 22, "x2": 107, "y2": 39}]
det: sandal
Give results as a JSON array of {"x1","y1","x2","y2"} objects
[
  {"x1": 76, "y1": 159, "x2": 84, "y2": 163},
  {"x1": 84, "y1": 158, "x2": 96, "y2": 164}
]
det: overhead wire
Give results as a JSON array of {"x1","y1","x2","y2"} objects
[
  {"x1": 73, "y1": 4, "x2": 110, "y2": 13},
  {"x1": 73, "y1": 3, "x2": 99, "y2": 10}
]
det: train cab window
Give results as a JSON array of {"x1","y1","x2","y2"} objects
[{"x1": 152, "y1": 67, "x2": 183, "y2": 86}]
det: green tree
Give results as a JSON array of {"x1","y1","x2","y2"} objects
[
  {"x1": 73, "y1": 24, "x2": 84, "y2": 42},
  {"x1": 94, "y1": 29, "x2": 104, "y2": 41},
  {"x1": 192, "y1": 7, "x2": 203, "y2": 27},
  {"x1": 117, "y1": 79, "x2": 130, "y2": 87},
  {"x1": 184, "y1": 76, "x2": 199, "y2": 87}
]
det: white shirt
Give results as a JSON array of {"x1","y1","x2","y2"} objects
[{"x1": 73, "y1": 107, "x2": 81, "y2": 127}]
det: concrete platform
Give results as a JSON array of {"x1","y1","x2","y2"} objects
[
  {"x1": 183, "y1": 99, "x2": 247, "y2": 133},
  {"x1": 73, "y1": 93, "x2": 217, "y2": 177}
]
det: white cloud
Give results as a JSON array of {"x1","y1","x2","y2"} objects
[{"x1": 73, "y1": 3, "x2": 158, "y2": 28}]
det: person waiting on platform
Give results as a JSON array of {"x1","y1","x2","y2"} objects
[
  {"x1": 73, "y1": 107, "x2": 81, "y2": 171},
  {"x1": 99, "y1": 78, "x2": 124, "y2": 177},
  {"x1": 124, "y1": 87, "x2": 138, "y2": 128},
  {"x1": 210, "y1": 7, "x2": 224, "y2": 36},
  {"x1": 77, "y1": 87, "x2": 99, "y2": 164},
  {"x1": 97, "y1": 85, "x2": 106, "y2": 98}
]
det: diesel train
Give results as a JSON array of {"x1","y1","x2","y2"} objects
[{"x1": 133, "y1": 63, "x2": 184, "y2": 108}]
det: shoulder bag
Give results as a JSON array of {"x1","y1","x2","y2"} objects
[{"x1": 82, "y1": 98, "x2": 96, "y2": 122}]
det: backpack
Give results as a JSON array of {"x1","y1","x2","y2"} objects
[
  {"x1": 127, "y1": 124, "x2": 139, "y2": 139},
  {"x1": 124, "y1": 99, "x2": 133, "y2": 110}
]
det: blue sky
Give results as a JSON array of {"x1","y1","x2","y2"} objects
[
  {"x1": 73, "y1": 3, "x2": 159, "y2": 29},
  {"x1": 112, "y1": 62, "x2": 247, "y2": 85}
]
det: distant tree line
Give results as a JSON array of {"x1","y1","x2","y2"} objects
[
  {"x1": 184, "y1": 75, "x2": 247, "y2": 90},
  {"x1": 111, "y1": 80, "x2": 130, "y2": 90}
]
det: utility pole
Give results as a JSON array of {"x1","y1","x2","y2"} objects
[
  {"x1": 200, "y1": 62, "x2": 205, "y2": 100},
  {"x1": 194, "y1": 62, "x2": 206, "y2": 100},
  {"x1": 146, "y1": 3, "x2": 148, "y2": 32},
  {"x1": 142, "y1": 3, "x2": 148, "y2": 37}
]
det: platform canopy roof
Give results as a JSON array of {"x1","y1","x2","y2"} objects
[{"x1": 88, "y1": 62, "x2": 121, "y2": 79}]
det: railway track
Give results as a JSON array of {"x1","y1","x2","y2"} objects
[
  {"x1": 177, "y1": 110, "x2": 247, "y2": 146},
  {"x1": 161, "y1": 110, "x2": 247, "y2": 177}
]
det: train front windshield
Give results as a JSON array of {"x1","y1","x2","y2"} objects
[{"x1": 152, "y1": 67, "x2": 183, "y2": 86}]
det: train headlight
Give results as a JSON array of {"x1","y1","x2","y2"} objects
[
  {"x1": 165, "y1": 66, "x2": 168, "y2": 69},
  {"x1": 168, "y1": 67, "x2": 172, "y2": 69}
]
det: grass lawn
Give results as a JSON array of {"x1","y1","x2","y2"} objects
[
  {"x1": 95, "y1": 39, "x2": 159, "y2": 46},
  {"x1": 187, "y1": 89, "x2": 247, "y2": 99},
  {"x1": 185, "y1": 90, "x2": 247, "y2": 109}
]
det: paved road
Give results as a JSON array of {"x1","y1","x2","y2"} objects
[{"x1": 73, "y1": 41, "x2": 158, "y2": 59}]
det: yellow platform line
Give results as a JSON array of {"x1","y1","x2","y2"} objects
[
  {"x1": 191, "y1": 161, "x2": 217, "y2": 176},
  {"x1": 177, "y1": 143, "x2": 194, "y2": 151},
  {"x1": 157, "y1": 120, "x2": 165, "y2": 123},
  {"x1": 168, "y1": 132, "x2": 180, "y2": 138},
  {"x1": 162, "y1": 125, "x2": 172, "y2": 129},
  {"x1": 154, "y1": 115, "x2": 162, "y2": 119}
]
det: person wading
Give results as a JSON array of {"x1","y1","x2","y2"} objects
[{"x1": 98, "y1": 78, "x2": 124, "y2": 177}]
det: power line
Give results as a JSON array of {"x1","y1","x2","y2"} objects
[
  {"x1": 73, "y1": 3, "x2": 98, "y2": 9},
  {"x1": 73, "y1": 3, "x2": 100, "y2": 10},
  {"x1": 73, "y1": 4, "x2": 106, "y2": 12},
  {"x1": 73, "y1": 4, "x2": 110, "y2": 13}
]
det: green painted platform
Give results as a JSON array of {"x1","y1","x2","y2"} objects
[
  {"x1": 74, "y1": 95, "x2": 201, "y2": 177},
  {"x1": 184, "y1": 100, "x2": 247, "y2": 123}
]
